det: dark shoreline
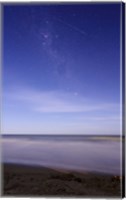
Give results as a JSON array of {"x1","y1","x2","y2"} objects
[{"x1": 2, "y1": 163, "x2": 122, "y2": 197}]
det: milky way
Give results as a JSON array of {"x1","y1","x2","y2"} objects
[{"x1": 3, "y1": 3, "x2": 121, "y2": 134}]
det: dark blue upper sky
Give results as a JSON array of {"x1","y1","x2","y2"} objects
[{"x1": 3, "y1": 3, "x2": 121, "y2": 134}]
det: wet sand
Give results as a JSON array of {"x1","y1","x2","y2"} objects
[{"x1": 2, "y1": 163, "x2": 121, "y2": 197}]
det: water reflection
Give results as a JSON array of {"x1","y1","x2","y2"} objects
[{"x1": 2, "y1": 135, "x2": 121, "y2": 175}]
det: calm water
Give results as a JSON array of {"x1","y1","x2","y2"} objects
[{"x1": 2, "y1": 135, "x2": 122, "y2": 175}]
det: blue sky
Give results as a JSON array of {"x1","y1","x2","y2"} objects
[{"x1": 3, "y1": 3, "x2": 121, "y2": 134}]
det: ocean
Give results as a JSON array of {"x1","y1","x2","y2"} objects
[{"x1": 2, "y1": 135, "x2": 122, "y2": 175}]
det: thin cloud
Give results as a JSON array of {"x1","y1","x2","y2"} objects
[{"x1": 4, "y1": 87, "x2": 120, "y2": 114}]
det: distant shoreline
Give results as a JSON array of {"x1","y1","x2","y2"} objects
[
  {"x1": 2, "y1": 134, "x2": 122, "y2": 141},
  {"x1": 2, "y1": 134, "x2": 121, "y2": 137}
]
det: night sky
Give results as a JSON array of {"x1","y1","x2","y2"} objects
[{"x1": 3, "y1": 3, "x2": 121, "y2": 134}]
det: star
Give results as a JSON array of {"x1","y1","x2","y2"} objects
[
  {"x1": 55, "y1": 34, "x2": 59, "y2": 39},
  {"x1": 45, "y1": 20, "x2": 49, "y2": 24},
  {"x1": 42, "y1": 42, "x2": 46, "y2": 46},
  {"x1": 74, "y1": 92, "x2": 78, "y2": 96},
  {"x1": 44, "y1": 34, "x2": 49, "y2": 39},
  {"x1": 73, "y1": 13, "x2": 76, "y2": 17}
]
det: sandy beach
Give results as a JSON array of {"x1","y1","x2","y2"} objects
[{"x1": 2, "y1": 163, "x2": 121, "y2": 197}]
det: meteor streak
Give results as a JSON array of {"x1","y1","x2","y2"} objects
[{"x1": 54, "y1": 17, "x2": 87, "y2": 36}]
